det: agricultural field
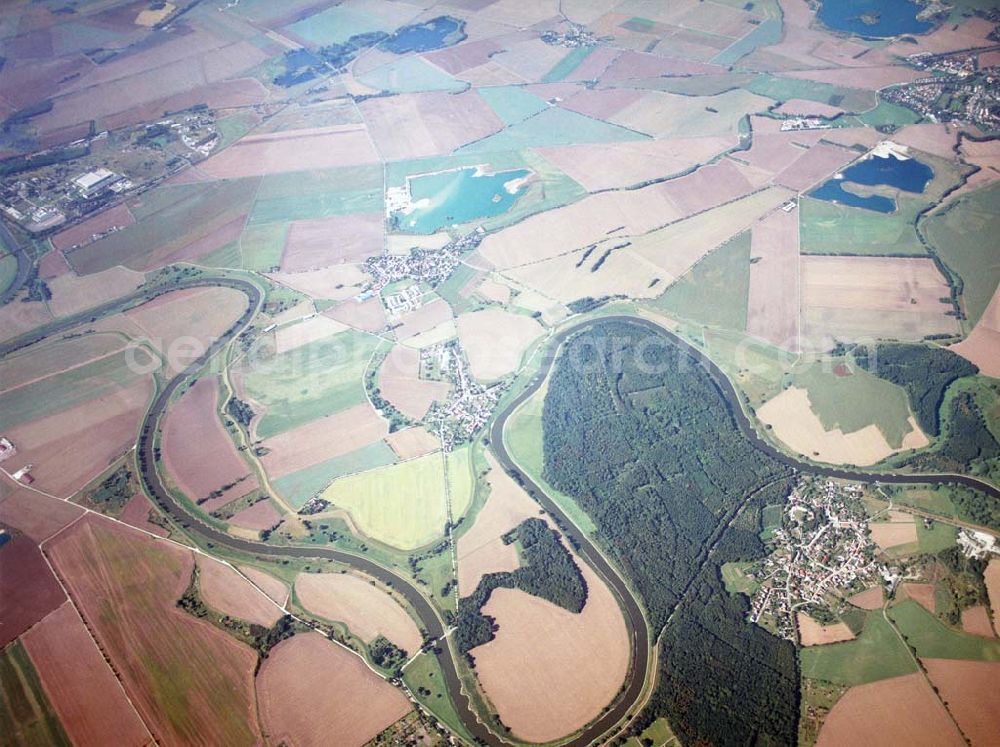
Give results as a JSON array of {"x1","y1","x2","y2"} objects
[
  {"x1": 1, "y1": 0, "x2": 999, "y2": 745},
  {"x1": 317, "y1": 446, "x2": 473, "y2": 550}
]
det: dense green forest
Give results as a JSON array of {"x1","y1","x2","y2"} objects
[
  {"x1": 542, "y1": 322, "x2": 798, "y2": 745},
  {"x1": 906, "y1": 392, "x2": 1000, "y2": 475},
  {"x1": 854, "y1": 344, "x2": 977, "y2": 436},
  {"x1": 454, "y1": 518, "x2": 586, "y2": 655}
]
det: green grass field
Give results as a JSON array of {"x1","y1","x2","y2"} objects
[
  {"x1": 721, "y1": 561, "x2": 759, "y2": 595},
  {"x1": 916, "y1": 519, "x2": 958, "y2": 553},
  {"x1": 69, "y1": 178, "x2": 259, "y2": 274},
  {"x1": 0, "y1": 640, "x2": 70, "y2": 746},
  {"x1": 504, "y1": 382, "x2": 598, "y2": 535},
  {"x1": 859, "y1": 100, "x2": 922, "y2": 128},
  {"x1": 0, "y1": 252, "x2": 18, "y2": 297},
  {"x1": 457, "y1": 106, "x2": 648, "y2": 154},
  {"x1": 239, "y1": 223, "x2": 287, "y2": 272},
  {"x1": 789, "y1": 362, "x2": 916, "y2": 448},
  {"x1": 242, "y1": 329, "x2": 380, "y2": 439},
  {"x1": 320, "y1": 445, "x2": 471, "y2": 550},
  {"x1": 702, "y1": 326, "x2": 796, "y2": 408},
  {"x1": 402, "y1": 652, "x2": 475, "y2": 744},
  {"x1": 746, "y1": 75, "x2": 876, "y2": 112},
  {"x1": 248, "y1": 165, "x2": 383, "y2": 227},
  {"x1": 358, "y1": 57, "x2": 464, "y2": 94},
  {"x1": 799, "y1": 196, "x2": 926, "y2": 256},
  {"x1": 0, "y1": 349, "x2": 149, "y2": 432},
  {"x1": 799, "y1": 610, "x2": 918, "y2": 686},
  {"x1": 889, "y1": 599, "x2": 1000, "y2": 660},
  {"x1": 760, "y1": 503, "x2": 784, "y2": 541},
  {"x1": 477, "y1": 86, "x2": 549, "y2": 125},
  {"x1": 645, "y1": 231, "x2": 749, "y2": 332},
  {"x1": 273, "y1": 440, "x2": 399, "y2": 509},
  {"x1": 624, "y1": 717, "x2": 677, "y2": 747},
  {"x1": 925, "y1": 183, "x2": 1000, "y2": 326}
]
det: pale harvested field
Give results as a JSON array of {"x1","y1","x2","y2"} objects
[
  {"x1": 774, "y1": 142, "x2": 858, "y2": 192},
  {"x1": 748, "y1": 207, "x2": 799, "y2": 351},
  {"x1": 198, "y1": 125, "x2": 379, "y2": 178},
  {"x1": 797, "y1": 612, "x2": 856, "y2": 646},
  {"x1": 456, "y1": 308, "x2": 543, "y2": 381},
  {"x1": 471, "y1": 560, "x2": 629, "y2": 743},
  {"x1": 600, "y1": 49, "x2": 723, "y2": 81},
  {"x1": 802, "y1": 306, "x2": 960, "y2": 349},
  {"x1": 22, "y1": 602, "x2": 150, "y2": 747},
  {"x1": 197, "y1": 555, "x2": 283, "y2": 628},
  {"x1": 162, "y1": 377, "x2": 258, "y2": 508},
  {"x1": 630, "y1": 187, "x2": 794, "y2": 283},
  {"x1": 281, "y1": 213, "x2": 383, "y2": 272},
  {"x1": 801, "y1": 256, "x2": 958, "y2": 344},
  {"x1": 386, "y1": 231, "x2": 451, "y2": 255},
  {"x1": 125, "y1": 286, "x2": 247, "y2": 376},
  {"x1": 384, "y1": 427, "x2": 439, "y2": 460},
  {"x1": 261, "y1": 402, "x2": 388, "y2": 477},
  {"x1": 847, "y1": 585, "x2": 884, "y2": 610},
  {"x1": 656, "y1": 159, "x2": 760, "y2": 216},
  {"x1": 821, "y1": 127, "x2": 883, "y2": 151},
  {"x1": 47, "y1": 266, "x2": 146, "y2": 318},
  {"x1": 780, "y1": 66, "x2": 923, "y2": 90},
  {"x1": 960, "y1": 605, "x2": 995, "y2": 638},
  {"x1": 268, "y1": 264, "x2": 372, "y2": 302},
  {"x1": 393, "y1": 299, "x2": 454, "y2": 342},
  {"x1": 422, "y1": 38, "x2": 506, "y2": 74},
  {"x1": 47, "y1": 517, "x2": 261, "y2": 746},
  {"x1": 38, "y1": 249, "x2": 71, "y2": 279},
  {"x1": 902, "y1": 582, "x2": 936, "y2": 614},
  {"x1": 951, "y1": 282, "x2": 1000, "y2": 377},
  {"x1": 986, "y1": 558, "x2": 1000, "y2": 636},
  {"x1": 274, "y1": 315, "x2": 348, "y2": 354},
  {"x1": 816, "y1": 673, "x2": 964, "y2": 747},
  {"x1": 456, "y1": 452, "x2": 542, "y2": 595},
  {"x1": 475, "y1": 277, "x2": 512, "y2": 304},
  {"x1": 5, "y1": 379, "x2": 152, "y2": 498},
  {"x1": 869, "y1": 520, "x2": 918, "y2": 551},
  {"x1": 0, "y1": 488, "x2": 83, "y2": 543},
  {"x1": 51, "y1": 202, "x2": 135, "y2": 251},
  {"x1": 893, "y1": 124, "x2": 961, "y2": 159},
  {"x1": 0, "y1": 334, "x2": 125, "y2": 394},
  {"x1": 774, "y1": 99, "x2": 845, "y2": 118},
  {"x1": 559, "y1": 86, "x2": 643, "y2": 119},
  {"x1": 119, "y1": 492, "x2": 168, "y2": 538},
  {"x1": 922, "y1": 658, "x2": 1000, "y2": 746},
  {"x1": 378, "y1": 345, "x2": 451, "y2": 419},
  {"x1": 240, "y1": 566, "x2": 289, "y2": 606},
  {"x1": 360, "y1": 90, "x2": 503, "y2": 160},
  {"x1": 757, "y1": 387, "x2": 919, "y2": 466},
  {"x1": 295, "y1": 572, "x2": 422, "y2": 653},
  {"x1": 229, "y1": 499, "x2": 282, "y2": 532},
  {"x1": 257, "y1": 633, "x2": 411, "y2": 747},
  {"x1": 608, "y1": 89, "x2": 771, "y2": 140},
  {"x1": 503, "y1": 188, "x2": 791, "y2": 303},
  {"x1": 490, "y1": 37, "x2": 567, "y2": 81},
  {"x1": 324, "y1": 295, "x2": 387, "y2": 332},
  {"x1": 886, "y1": 15, "x2": 995, "y2": 56},
  {"x1": 0, "y1": 300, "x2": 52, "y2": 344}
]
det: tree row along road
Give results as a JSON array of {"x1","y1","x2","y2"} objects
[{"x1": 4, "y1": 281, "x2": 998, "y2": 747}]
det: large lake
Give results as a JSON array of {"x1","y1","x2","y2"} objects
[
  {"x1": 817, "y1": 0, "x2": 934, "y2": 37},
  {"x1": 383, "y1": 16, "x2": 464, "y2": 54},
  {"x1": 396, "y1": 167, "x2": 530, "y2": 234},
  {"x1": 810, "y1": 153, "x2": 934, "y2": 213}
]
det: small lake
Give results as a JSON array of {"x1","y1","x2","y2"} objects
[
  {"x1": 817, "y1": 0, "x2": 934, "y2": 38},
  {"x1": 395, "y1": 167, "x2": 531, "y2": 234},
  {"x1": 809, "y1": 153, "x2": 934, "y2": 213},
  {"x1": 383, "y1": 16, "x2": 465, "y2": 54}
]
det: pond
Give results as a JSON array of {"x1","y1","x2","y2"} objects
[
  {"x1": 809, "y1": 152, "x2": 934, "y2": 213},
  {"x1": 394, "y1": 166, "x2": 531, "y2": 234},
  {"x1": 817, "y1": 0, "x2": 934, "y2": 38},
  {"x1": 383, "y1": 16, "x2": 465, "y2": 54}
]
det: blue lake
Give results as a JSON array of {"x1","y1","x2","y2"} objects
[
  {"x1": 817, "y1": 0, "x2": 934, "y2": 38},
  {"x1": 396, "y1": 167, "x2": 531, "y2": 234},
  {"x1": 383, "y1": 16, "x2": 465, "y2": 54},
  {"x1": 810, "y1": 153, "x2": 934, "y2": 213}
]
